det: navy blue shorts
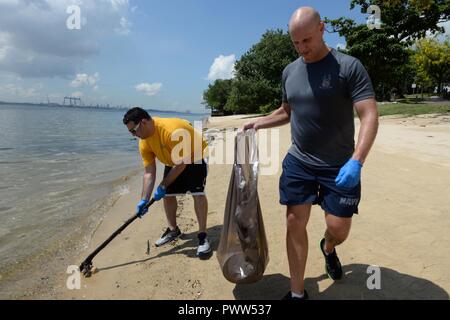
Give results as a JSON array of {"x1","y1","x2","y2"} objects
[{"x1": 279, "y1": 153, "x2": 360, "y2": 218}]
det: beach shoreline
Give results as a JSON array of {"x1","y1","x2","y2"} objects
[
  {"x1": 0, "y1": 106, "x2": 209, "y2": 300},
  {"x1": 0, "y1": 168, "x2": 143, "y2": 300},
  {"x1": 18, "y1": 112, "x2": 450, "y2": 300}
]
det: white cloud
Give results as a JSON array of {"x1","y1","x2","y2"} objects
[
  {"x1": 0, "y1": 31, "x2": 12, "y2": 61},
  {"x1": 0, "y1": 83, "x2": 39, "y2": 98},
  {"x1": 110, "y1": 0, "x2": 129, "y2": 11},
  {"x1": 0, "y1": 0, "x2": 131, "y2": 78},
  {"x1": 71, "y1": 91, "x2": 83, "y2": 98},
  {"x1": 135, "y1": 82, "x2": 162, "y2": 96},
  {"x1": 206, "y1": 54, "x2": 236, "y2": 81},
  {"x1": 70, "y1": 72, "x2": 100, "y2": 88},
  {"x1": 115, "y1": 17, "x2": 131, "y2": 35}
]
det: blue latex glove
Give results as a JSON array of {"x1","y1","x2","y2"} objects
[
  {"x1": 153, "y1": 185, "x2": 166, "y2": 201},
  {"x1": 136, "y1": 199, "x2": 149, "y2": 218},
  {"x1": 335, "y1": 159, "x2": 363, "y2": 189}
]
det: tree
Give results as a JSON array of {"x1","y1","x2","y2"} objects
[
  {"x1": 232, "y1": 29, "x2": 297, "y2": 113},
  {"x1": 326, "y1": 0, "x2": 449, "y2": 100},
  {"x1": 414, "y1": 37, "x2": 450, "y2": 94},
  {"x1": 224, "y1": 79, "x2": 279, "y2": 114},
  {"x1": 328, "y1": 0, "x2": 449, "y2": 45},
  {"x1": 202, "y1": 79, "x2": 233, "y2": 115},
  {"x1": 235, "y1": 29, "x2": 298, "y2": 86},
  {"x1": 203, "y1": 29, "x2": 298, "y2": 114}
]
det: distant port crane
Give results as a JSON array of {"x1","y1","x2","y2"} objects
[{"x1": 63, "y1": 96, "x2": 84, "y2": 107}]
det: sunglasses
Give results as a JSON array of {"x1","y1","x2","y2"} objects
[{"x1": 129, "y1": 121, "x2": 141, "y2": 135}]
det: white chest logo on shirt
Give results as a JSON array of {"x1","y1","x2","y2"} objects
[{"x1": 319, "y1": 74, "x2": 333, "y2": 90}]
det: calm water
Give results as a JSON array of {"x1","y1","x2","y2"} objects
[{"x1": 0, "y1": 104, "x2": 206, "y2": 297}]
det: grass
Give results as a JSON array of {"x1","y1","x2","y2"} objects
[{"x1": 377, "y1": 103, "x2": 450, "y2": 117}]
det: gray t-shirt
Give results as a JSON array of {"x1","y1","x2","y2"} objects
[{"x1": 282, "y1": 48, "x2": 375, "y2": 167}]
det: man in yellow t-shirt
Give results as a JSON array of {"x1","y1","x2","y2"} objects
[{"x1": 123, "y1": 107, "x2": 211, "y2": 258}]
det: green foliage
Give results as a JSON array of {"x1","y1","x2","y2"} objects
[
  {"x1": 377, "y1": 102, "x2": 450, "y2": 116},
  {"x1": 413, "y1": 37, "x2": 450, "y2": 94},
  {"x1": 203, "y1": 29, "x2": 297, "y2": 115},
  {"x1": 224, "y1": 79, "x2": 279, "y2": 114},
  {"x1": 347, "y1": 0, "x2": 449, "y2": 44},
  {"x1": 235, "y1": 29, "x2": 298, "y2": 86},
  {"x1": 259, "y1": 103, "x2": 276, "y2": 114},
  {"x1": 203, "y1": 0, "x2": 450, "y2": 114},
  {"x1": 325, "y1": 0, "x2": 449, "y2": 100},
  {"x1": 202, "y1": 79, "x2": 233, "y2": 115}
]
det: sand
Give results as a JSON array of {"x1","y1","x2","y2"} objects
[{"x1": 38, "y1": 112, "x2": 450, "y2": 300}]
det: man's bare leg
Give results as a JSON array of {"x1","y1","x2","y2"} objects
[
  {"x1": 286, "y1": 204, "x2": 312, "y2": 294},
  {"x1": 163, "y1": 196, "x2": 178, "y2": 230},
  {"x1": 193, "y1": 195, "x2": 208, "y2": 233}
]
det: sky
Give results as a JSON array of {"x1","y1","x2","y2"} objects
[{"x1": 0, "y1": 0, "x2": 448, "y2": 113}]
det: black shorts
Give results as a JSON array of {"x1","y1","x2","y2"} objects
[
  {"x1": 163, "y1": 160, "x2": 208, "y2": 196},
  {"x1": 279, "y1": 153, "x2": 360, "y2": 218}
]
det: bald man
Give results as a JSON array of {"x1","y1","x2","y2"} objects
[{"x1": 244, "y1": 7, "x2": 378, "y2": 299}]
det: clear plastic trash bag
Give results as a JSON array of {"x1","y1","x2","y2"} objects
[{"x1": 217, "y1": 129, "x2": 269, "y2": 284}]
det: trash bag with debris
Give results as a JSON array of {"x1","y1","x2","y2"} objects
[{"x1": 217, "y1": 129, "x2": 269, "y2": 284}]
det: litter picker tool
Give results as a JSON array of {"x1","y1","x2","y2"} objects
[{"x1": 79, "y1": 198, "x2": 156, "y2": 277}]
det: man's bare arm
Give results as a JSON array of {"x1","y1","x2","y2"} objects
[
  {"x1": 243, "y1": 103, "x2": 291, "y2": 131},
  {"x1": 352, "y1": 98, "x2": 379, "y2": 164},
  {"x1": 142, "y1": 161, "x2": 156, "y2": 200}
]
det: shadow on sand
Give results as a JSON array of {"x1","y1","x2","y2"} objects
[{"x1": 233, "y1": 264, "x2": 449, "y2": 300}]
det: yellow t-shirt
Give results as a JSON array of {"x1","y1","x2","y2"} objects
[{"x1": 139, "y1": 117, "x2": 208, "y2": 167}]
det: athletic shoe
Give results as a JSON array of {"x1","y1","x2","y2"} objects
[
  {"x1": 320, "y1": 238, "x2": 343, "y2": 280},
  {"x1": 196, "y1": 232, "x2": 212, "y2": 258},
  {"x1": 155, "y1": 226, "x2": 182, "y2": 247},
  {"x1": 282, "y1": 290, "x2": 309, "y2": 300}
]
